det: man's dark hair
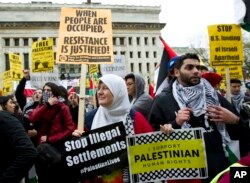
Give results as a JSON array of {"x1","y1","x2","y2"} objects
[
  {"x1": 230, "y1": 78, "x2": 241, "y2": 85},
  {"x1": 173, "y1": 53, "x2": 200, "y2": 70},
  {"x1": 124, "y1": 73, "x2": 135, "y2": 81}
]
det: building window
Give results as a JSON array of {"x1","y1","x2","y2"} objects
[
  {"x1": 120, "y1": 37, "x2": 124, "y2": 45},
  {"x1": 61, "y1": 68, "x2": 66, "y2": 73},
  {"x1": 14, "y1": 38, "x2": 19, "y2": 46},
  {"x1": 113, "y1": 37, "x2": 116, "y2": 45},
  {"x1": 154, "y1": 62, "x2": 158, "y2": 67},
  {"x1": 32, "y1": 38, "x2": 38, "y2": 43},
  {"x1": 121, "y1": 51, "x2": 125, "y2": 55},
  {"x1": 4, "y1": 38, "x2": 10, "y2": 46},
  {"x1": 138, "y1": 51, "x2": 141, "y2": 58},
  {"x1": 70, "y1": 67, "x2": 75, "y2": 73},
  {"x1": 53, "y1": 38, "x2": 56, "y2": 46},
  {"x1": 153, "y1": 51, "x2": 157, "y2": 58},
  {"x1": 5, "y1": 54, "x2": 10, "y2": 70},
  {"x1": 136, "y1": 37, "x2": 140, "y2": 45},
  {"x1": 147, "y1": 63, "x2": 150, "y2": 72},
  {"x1": 128, "y1": 37, "x2": 132, "y2": 45},
  {"x1": 146, "y1": 51, "x2": 149, "y2": 58},
  {"x1": 54, "y1": 52, "x2": 56, "y2": 61},
  {"x1": 139, "y1": 63, "x2": 142, "y2": 73},
  {"x1": 152, "y1": 37, "x2": 156, "y2": 45},
  {"x1": 42, "y1": 37, "x2": 47, "y2": 40},
  {"x1": 23, "y1": 38, "x2": 29, "y2": 46},
  {"x1": 144, "y1": 37, "x2": 148, "y2": 45},
  {"x1": 113, "y1": 51, "x2": 117, "y2": 55},
  {"x1": 130, "y1": 51, "x2": 133, "y2": 58},
  {"x1": 24, "y1": 53, "x2": 29, "y2": 69},
  {"x1": 130, "y1": 63, "x2": 134, "y2": 72}
]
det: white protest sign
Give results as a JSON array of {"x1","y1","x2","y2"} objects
[{"x1": 100, "y1": 55, "x2": 126, "y2": 77}]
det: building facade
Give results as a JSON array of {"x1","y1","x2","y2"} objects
[{"x1": 0, "y1": 2, "x2": 165, "y2": 88}]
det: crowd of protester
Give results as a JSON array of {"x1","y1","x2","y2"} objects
[{"x1": 1, "y1": 53, "x2": 250, "y2": 183}]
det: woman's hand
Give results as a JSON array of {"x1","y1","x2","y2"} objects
[
  {"x1": 40, "y1": 135, "x2": 47, "y2": 143},
  {"x1": 48, "y1": 96, "x2": 58, "y2": 106},
  {"x1": 72, "y1": 129, "x2": 84, "y2": 137},
  {"x1": 160, "y1": 124, "x2": 174, "y2": 135}
]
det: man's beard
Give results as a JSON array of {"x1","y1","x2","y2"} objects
[{"x1": 180, "y1": 73, "x2": 200, "y2": 86}]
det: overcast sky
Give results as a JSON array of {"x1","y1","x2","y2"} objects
[{"x1": 0, "y1": 0, "x2": 239, "y2": 47}]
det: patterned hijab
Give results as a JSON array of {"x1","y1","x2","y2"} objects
[{"x1": 91, "y1": 74, "x2": 131, "y2": 130}]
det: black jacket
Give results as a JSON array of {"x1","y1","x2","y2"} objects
[
  {"x1": 0, "y1": 111, "x2": 37, "y2": 183},
  {"x1": 15, "y1": 77, "x2": 27, "y2": 111}
]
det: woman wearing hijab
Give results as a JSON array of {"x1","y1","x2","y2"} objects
[{"x1": 74, "y1": 74, "x2": 153, "y2": 183}]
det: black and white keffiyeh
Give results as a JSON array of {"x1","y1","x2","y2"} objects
[
  {"x1": 231, "y1": 92, "x2": 245, "y2": 113},
  {"x1": 172, "y1": 78, "x2": 233, "y2": 158},
  {"x1": 172, "y1": 78, "x2": 219, "y2": 117}
]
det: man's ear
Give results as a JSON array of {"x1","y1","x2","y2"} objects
[{"x1": 174, "y1": 68, "x2": 179, "y2": 77}]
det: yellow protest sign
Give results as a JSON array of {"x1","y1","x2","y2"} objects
[
  {"x1": 85, "y1": 75, "x2": 90, "y2": 88},
  {"x1": 32, "y1": 38, "x2": 54, "y2": 73},
  {"x1": 9, "y1": 53, "x2": 23, "y2": 80},
  {"x1": 2, "y1": 80, "x2": 13, "y2": 95},
  {"x1": 127, "y1": 128, "x2": 207, "y2": 181},
  {"x1": 89, "y1": 64, "x2": 98, "y2": 74},
  {"x1": 208, "y1": 24, "x2": 244, "y2": 66},
  {"x1": 9, "y1": 69, "x2": 23, "y2": 81},
  {"x1": 2, "y1": 69, "x2": 22, "y2": 81},
  {"x1": 56, "y1": 8, "x2": 114, "y2": 64},
  {"x1": 9, "y1": 53, "x2": 23, "y2": 71},
  {"x1": 2, "y1": 70, "x2": 11, "y2": 81},
  {"x1": 1, "y1": 71, "x2": 11, "y2": 95},
  {"x1": 215, "y1": 66, "x2": 243, "y2": 87},
  {"x1": 216, "y1": 66, "x2": 243, "y2": 80}
]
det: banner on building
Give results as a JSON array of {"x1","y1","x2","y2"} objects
[
  {"x1": 127, "y1": 128, "x2": 207, "y2": 182},
  {"x1": 56, "y1": 8, "x2": 114, "y2": 64},
  {"x1": 31, "y1": 38, "x2": 54, "y2": 73},
  {"x1": 208, "y1": 24, "x2": 244, "y2": 66}
]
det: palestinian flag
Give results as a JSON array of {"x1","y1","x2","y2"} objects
[
  {"x1": 89, "y1": 76, "x2": 95, "y2": 96},
  {"x1": 155, "y1": 36, "x2": 177, "y2": 95},
  {"x1": 235, "y1": 0, "x2": 250, "y2": 31}
]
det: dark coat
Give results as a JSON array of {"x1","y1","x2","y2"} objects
[{"x1": 0, "y1": 111, "x2": 37, "y2": 183}]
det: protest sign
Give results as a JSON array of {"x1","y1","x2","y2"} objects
[
  {"x1": 62, "y1": 122, "x2": 127, "y2": 181},
  {"x1": 31, "y1": 38, "x2": 54, "y2": 73},
  {"x1": 127, "y1": 128, "x2": 207, "y2": 182},
  {"x1": 57, "y1": 8, "x2": 113, "y2": 64}
]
